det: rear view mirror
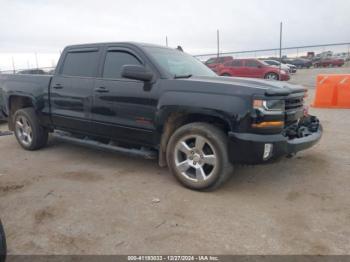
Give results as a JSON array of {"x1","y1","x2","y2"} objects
[{"x1": 121, "y1": 65, "x2": 154, "y2": 82}]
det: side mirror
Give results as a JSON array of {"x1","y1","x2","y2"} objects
[
  {"x1": 121, "y1": 65, "x2": 154, "y2": 82},
  {"x1": 257, "y1": 65, "x2": 262, "y2": 68}
]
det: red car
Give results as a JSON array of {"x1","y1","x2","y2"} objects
[
  {"x1": 313, "y1": 58, "x2": 345, "y2": 67},
  {"x1": 205, "y1": 56, "x2": 233, "y2": 73},
  {"x1": 217, "y1": 59, "x2": 290, "y2": 81}
]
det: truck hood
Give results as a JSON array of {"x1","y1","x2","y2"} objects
[{"x1": 185, "y1": 76, "x2": 306, "y2": 96}]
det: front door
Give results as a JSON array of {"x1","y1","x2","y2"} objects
[
  {"x1": 244, "y1": 59, "x2": 262, "y2": 78},
  {"x1": 228, "y1": 60, "x2": 244, "y2": 77},
  {"x1": 91, "y1": 48, "x2": 157, "y2": 146}
]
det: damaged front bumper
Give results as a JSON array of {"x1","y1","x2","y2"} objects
[{"x1": 228, "y1": 115, "x2": 322, "y2": 164}]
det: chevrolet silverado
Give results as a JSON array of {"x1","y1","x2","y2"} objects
[{"x1": 0, "y1": 42, "x2": 322, "y2": 190}]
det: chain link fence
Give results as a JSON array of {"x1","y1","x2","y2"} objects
[
  {"x1": 1, "y1": 43, "x2": 349, "y2": 74},
  {"x1": 0, "y1": 52, "x2": 59, "y2": 74},
  {"x1": 194, "y1": 42, "x2": 350, "y2": 66}
]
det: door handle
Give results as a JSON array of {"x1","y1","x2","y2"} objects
[
  {"x1": 94, "y1": 86, "x2": 109, "y2": 93},
  {"x1": 53, "y1": 84, "x2": 63, "y2": 89}
]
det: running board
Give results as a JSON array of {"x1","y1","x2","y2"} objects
[
  {"x1": 0, "y1": 130, "x2": 13, "y2": 137},
  {"x1": 52, "y1": 131, "x2": 157, "y2": 160}
]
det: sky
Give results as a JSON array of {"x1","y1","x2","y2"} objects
[{"x1": 0, "y1": 0, "x2": 350, "y2": 70}]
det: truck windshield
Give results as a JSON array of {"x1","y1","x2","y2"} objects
[{"x1": 144, "y1": 47, "x2": 216, "y2": 78}]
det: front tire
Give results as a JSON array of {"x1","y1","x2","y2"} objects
[
  {"x1": 14, "y1": 108, "x2": 48, "y2": 150},
  {"x1": 264, "y1": 72, "x2": 279, "y2": 80},
  {"x1": 0, "y1": 220, "x2": 6, "y2": 262},
  {"x1": 166, "y1": 123, "x2": 233, "y2": 190}
]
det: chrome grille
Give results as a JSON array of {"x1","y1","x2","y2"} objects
[{"x1": 285, "y1": 96, "x2": 304, "y2": 111}]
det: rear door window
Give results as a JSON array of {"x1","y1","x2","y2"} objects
[
  {"x1": 61, "y1": 51, "x2": 99, "y2": 77},
  {"x1": 231, "y1": 60, "x2": 242, "y2": 67},
  {"x1": 245, "y1": 60, "x2": 260, "y2": 67}
]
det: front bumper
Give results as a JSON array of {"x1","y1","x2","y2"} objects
[{"x1": 228, "y1": 117, "x2": 322, "y2": 164}]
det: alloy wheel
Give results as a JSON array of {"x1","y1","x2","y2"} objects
[
  {"x1": 15, "y1": 116, "x2": 33, "y2": 146},
  {"x1": 174, "y1": 135, "x2": 217, "y2": 183}
]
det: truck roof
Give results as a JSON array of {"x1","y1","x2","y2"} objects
[{"x1": 64, "y1": 42, "x2": 169, "y2": 50}]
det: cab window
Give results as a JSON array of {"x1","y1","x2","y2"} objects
[
  {"x1": 62, "y1": 51, "x2": 99, "y2": 77},
  {"x1": 103, "y1": 51, "x2": 141, "y2": 79}
]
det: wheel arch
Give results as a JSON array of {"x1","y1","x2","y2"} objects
[
  {"x1": 7, "y1": 95, "x2": 35, "y2": 130},
  {"x1": 264, "y1": 71, "x2": 279, "y2": 80},
  {"x1": 220, "y1": 71, "x2": 232, "y2": 76},
  {"x1": 157, "y1": 109, "x2": 233, "y2": 167}
]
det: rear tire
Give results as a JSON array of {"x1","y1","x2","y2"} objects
[
  {"x1": 13, "y1": 108, "x2": 48, "y2": 150},
  {"x1": 264, "y1": 72, "x2": 279, "y2": 80},
  {"x1": 166, "y1": 122, "x2": 233, "y2": 191}
]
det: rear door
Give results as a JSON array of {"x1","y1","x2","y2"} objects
[
  {"x1": 50, "y1": 48, "x2": 100, "y2": 132},
  {"x1": 91, "y1": 47, "x2": 157, "y2": 146},
  {"x1": 228, "y1": 60, "x2": 244, "y2": 76}
]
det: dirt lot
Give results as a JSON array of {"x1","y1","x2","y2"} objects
[{"x1": 0, "y1": 68, "x2": 350, "y2": 255}]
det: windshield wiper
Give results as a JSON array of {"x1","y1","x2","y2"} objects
[{"x1": 174, "y1": 74, "x2": 192, "y2": 79}]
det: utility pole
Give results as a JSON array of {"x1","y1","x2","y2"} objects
[
  {"x1": 279, "y1": 22, "x2": 283, "y2": 80},
  {"x1": 11, "y1": 56, "x2": 15, "y2": 74},
  {"x1": 166, "y1": 36, "x2": 168, "y2": 47},
  {"x1": 35, "y1": 52, "x2": 39, "y2": 69},
  {"x1": 217, "y1": 29, "x2": 220, "y2": 58}
]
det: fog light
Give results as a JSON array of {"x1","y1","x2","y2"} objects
[{"x1": 263, "y1": 143, "x2": 273, "y2": 160}]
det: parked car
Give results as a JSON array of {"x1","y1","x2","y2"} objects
[
  {"x1": 284, "y1": 63, "x2": 297, "y2": 73},
  {"x1": 217, "y1": 59, "x2": 290, "y2": 81},
  {"x1": 265, "y1": 57, "x2": 297, "y2": 73},
  {"x1": 205, "y1": 56, "x2": 233, "y2": 73},
  {"x1": 263, "y1": 59, "x2": 296, "y2": 73},
  {"x1": 283, "y1": 58, "x2": 312, "y2": 69},
  {"x1": 17, "y1": 69, "x2": 47, "y2": 75},
  {"x1": 0, "y1": 42, "x2": 322, "y2": 191},
  {"x1": 0, "y1": 220, "x2": 6, "y2": 262},
  {"x1": 313, "y1": 57, "x2": 345, "y2": 67},
  {"x1": 333, "y1": 52, "x2": 350, "y2": 61}
]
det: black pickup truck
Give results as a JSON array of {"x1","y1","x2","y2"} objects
[
  {"x1": 0, "y1": 220, "x2": 6, "y2": 262},
  {"x1": 0, "y1": 42, "x2": 322, "y2": 190}
]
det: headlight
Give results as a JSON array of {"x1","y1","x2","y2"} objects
[{"x1": 253, "y1": 99, "x2": 285, "y2": 112}]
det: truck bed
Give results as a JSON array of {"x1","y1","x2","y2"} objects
[{"x1": 0, "y1": 74, "x2": 52, "y2": 118}]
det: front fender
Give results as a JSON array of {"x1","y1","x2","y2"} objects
[{"x1": 155, "y1": 91, "x2": 250, "y2": 132}]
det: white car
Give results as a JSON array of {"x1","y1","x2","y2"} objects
[
  {"x1": 263, "y1": 60, "x2": 296, "y2": 73},
  {"x1": 284, "y1": 63, "x2": 297, "y2": 73}
]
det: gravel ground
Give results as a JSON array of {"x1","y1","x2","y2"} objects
[{"x1": 0, "y1": 68, "x2": 350, "y2": 255}]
